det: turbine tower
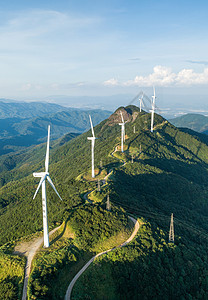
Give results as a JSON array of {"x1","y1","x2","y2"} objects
[
  {"x1": 33, "y1": 125, "x2": 62, "y2": 248},
  {"x1": 150, "y1": 87, "x2": 156, "y2": 132},
  {"x1": 87, "y1": 115, "x2": 97, "y2": 178},
  {"x1": 169, "y1": 213, "x2": 174, "y2": 243},
  {"x1": 139, "y1": 92, "x2": 144, "y2": 112},
  {"x1": 119, "y1": 111, "x2": 126, "y2": 152}
]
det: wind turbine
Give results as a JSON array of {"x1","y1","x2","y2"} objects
[
  {"x1": 33, "y1": 125, "x2": 62, "y2": 248},
  {"x1": 150, "y1": 87, "x2": 156, "y2": 132},
  {"x1": 139, "y1": 92, "x2": 144, "y2": 112},
  {"x1": 87, "y1": 115, "x2": 97, "y2": 178},
  {"x1": 119, "y1": 111, "x2": 126, "y2": 152}
]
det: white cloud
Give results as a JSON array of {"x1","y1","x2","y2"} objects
[
  {"x1": 104, "y1": 66, "x2": 208, "y2": 87},
  {"x1": 103, "y1": 78, "x2": 119, "y2": 86},
  {"x1": 20, "y1": 83, "x2": 32, "y2": 91}
]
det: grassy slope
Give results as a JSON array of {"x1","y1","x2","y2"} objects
[
  {"x1": 72, "y1": 219, "x2": 208, "y2": 300},
  {"x1": 0, "y1": 244, "x2": 25, "y2": 300},
  {"x1": 28, "y1": 204, "x2": 132, "y2": 300}
]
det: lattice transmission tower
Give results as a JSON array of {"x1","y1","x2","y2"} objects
[
  {"x1": 106, "y1": 194, "x2": 111, "y2": 211},
  {"x1": 169, "y1": 213, "x2": 174, "y2": 243},
  {"x1": 97, "y1": 179, "x2": 101, "y2": 192}
]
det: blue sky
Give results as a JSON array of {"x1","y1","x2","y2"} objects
[{"x1": 0, "y1": 0, "x2": 208, "y2": 110}]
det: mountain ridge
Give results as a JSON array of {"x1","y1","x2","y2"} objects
[
  {"x1": 170, "y1": 113, "x2": 208, "y2": 134},
  {"x1": 1, "y1": 105, "x2": 208, "y2": 299}
]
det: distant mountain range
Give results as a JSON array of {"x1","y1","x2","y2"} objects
[
  {"x1": 0, "y1": 100, "x2": 65, "y2": 119},
  {"x1": 170, "y1": 113, "x2": 208, "y2": 135},
  {"x1": 0, "y1": 100, "x2": 111, "y2": 155}
]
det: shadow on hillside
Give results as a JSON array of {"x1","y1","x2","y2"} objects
[
  {"x1": 139, "y1": 157, "x2": 208, "y2": 186},
  {"x1": 110, "y1": 168, "x2": 208, "y2": 234},
  {"x1": 50, "y1": 221, "x2": 68, "y2": 246}
]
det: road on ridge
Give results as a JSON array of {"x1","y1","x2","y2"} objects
[{"x1": 65, "y1": 144, "x2": 138, "y2": 299}]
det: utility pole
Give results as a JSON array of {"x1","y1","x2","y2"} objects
[
  {"x1": 133, "y1": 125, "x2": 135, "y2": 134},
  {"x1": 97, "y1": 179, "x2": 101, "y2": 192},
  {"x1": 140, "y1": 144, "x2": 142, "y2": 154},
  {"x1": 100, "y1": 160, "x2": 102, "y2": 168},
  {"x1": 131, "y1": 154, "x2": 134, "y2": 163},
  {"x1": 169, "y1": 213, "x2": 174, "y2": 243},
  {"x1": 106, "y1": 194, "x2": 111, "y2": 211}
]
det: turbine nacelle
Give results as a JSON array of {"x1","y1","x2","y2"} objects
[
  {"x1": 33, "y1": 172, "x2": 49, "y2": 178},
  {"x1": 87, "y1": 137, "x2": 96, "y2": 140}
]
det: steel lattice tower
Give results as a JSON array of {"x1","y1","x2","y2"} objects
[
  {"x1": 106, "y1": 194, "x2": 111, "y2": 211},
  {"x1": 97, "y1": 179, "x2": 101, "y2": 192},
  {"x1": 169, "y1": 213, "x2": 174, "y2": 243}
]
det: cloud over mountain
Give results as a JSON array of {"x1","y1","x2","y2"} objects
[{"x1": 104, "y1": 66, "x2": 208, "y2": 87}]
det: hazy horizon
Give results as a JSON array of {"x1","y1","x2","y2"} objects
[{"x1": 0, "y1": 0, "x2": 208, "y2": 117}]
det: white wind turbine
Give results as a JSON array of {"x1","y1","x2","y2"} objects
[
  {"x1": 119, "y1": 111, "x2": 126, "y2": 153},
  {"x1": 139, "y1": 92, "x2": 144, "y2": 112},
  {"x1": 33, "y1": 125, "x2": 62, "y2": 248},
  {"x1": 87, "y1": 115, "x2": 97, "y2": 178},
  {"x1": 150, "y1": 87, "x2": 156, "y2": 132}
]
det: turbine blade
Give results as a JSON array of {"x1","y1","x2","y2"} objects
[
  {"x1": 120, "y1": 111, "x2": 124, "y2": 123},
  {"x1": 47, "y1": 176, "x2": 62, "y2": 201},
  {"x1": 89, "y1": 115, "x2": 95, "y2": 137},
  {"x1": 33, "y1": 175, "x2": 46, "y2": 199},
  {"x1": 45, "y1": 125, "x2": 50, "y2": 172},
  {"x1": 127, "y1": 91, "x2": 143, "y2": 105}
]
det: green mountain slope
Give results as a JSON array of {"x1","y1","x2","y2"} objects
[
  {"x1": 1, "y1": 105, "x2": 208, "y2": 298},
  {"x1": 170, "y1": 113, "x2": 208, "y2": 134},
  {"x1": 1, "y1": 105, "x2": 208, "y2": 244}
]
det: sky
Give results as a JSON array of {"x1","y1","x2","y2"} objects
[{"x1": 0, "y1": 0, "x2": 208, "y2": 113}]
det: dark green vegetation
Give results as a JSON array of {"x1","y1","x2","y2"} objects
[
  {"x1": 28, "y1": 204, "x2": 129, "y2": 300},
  {"x1": 170, "y1": 113, "x2": 208, "y2": 134},
  {"x1": 1, "y1": 105, "x2": 208, "y2": 298},
  {"x1": 0, "y1": 243, "x2": 25, "y2": 300},
  {"x1": 0, "y1": 100, "x2": 111, "y2": 155},
  {"x1": 72, "y1": 220, "x2": 208, "y2": 300}
]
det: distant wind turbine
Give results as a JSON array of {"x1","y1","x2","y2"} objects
[
  {"x1": 150, "y1": 87, "x2": 156, "y2": 132},
  {"x1": 119, "y1": 111, "x2": 127, "y2": 152},
  {"x1": 139, "y1": 92, "x2": 144, "y2": 112},
  {"x1": 33, "y1": 125, "x2": 62, "y2": 248},
  {"x1": 87, "y1": 115, "x2": 97, "y2": 178}
]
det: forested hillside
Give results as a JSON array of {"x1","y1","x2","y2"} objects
[
  {"x1": 1, "y1": 105, "x2": 208, "y2": 299},
  {"x1": 170, "y1": 113, "x2": 208, "y2": 134}
]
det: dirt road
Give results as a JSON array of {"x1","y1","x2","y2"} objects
[
  {"x1": 64, "y1": 216, "x2": 139, "y2": 300},
  {"x1": 15, "y1": 225, "x2": 62, "y2": 300}
]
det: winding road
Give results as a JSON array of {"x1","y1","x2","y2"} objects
[
  {"x1": 19, "y1": 225, "x2": 61, "y2": 300},
  {"x1": 19, "y1": 144, "x2": 136, "y2": 300},
  {"x1": 64, "y1": 216, "x2": 140, "y2": 300},
  {"x1": 65, "y1": 144, "x2": 138, "y2": 299}
]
